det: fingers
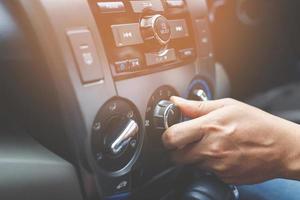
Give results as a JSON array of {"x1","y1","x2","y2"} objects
[
  {"x1": 170, "y1": 96, "x2": 231, "y2": 118},
  {"x1": 162, "y1": 116, "x2": 208, "y2": 149},
  {"x1": 170, "y1": 141, "x2": 207, "y2": 164}
]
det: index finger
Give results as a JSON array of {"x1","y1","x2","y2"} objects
[
  {"x1": 162, "y1": 115, "x2": 209, "y2": 149},
  {"x1": 170, "y1": 96, "x2": 231, "y2": 118}
]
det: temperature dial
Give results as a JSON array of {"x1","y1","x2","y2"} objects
[{"x1": 153, "y1": 100, "x2": 182, "y2": 130}]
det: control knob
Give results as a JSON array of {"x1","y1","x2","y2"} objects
[
  {"x1": 153, "y1": 100, "x2": 182, "y2": 130},
  {"x1": 103, "y1": 117, "x2": 139, "y2": 155},
  {"x1": 192, "y1": 89, "x2": 209, "y2": 101},
  {"x1": 140, "y1": 14, "x2": 171, "y2": 46}
]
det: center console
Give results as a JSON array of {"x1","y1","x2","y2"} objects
[
  {"x1": 81, "y1": 1, "x2": 222, "y2": 199},
  {"x1": 89, "y1": 0, "x2": 198, "y2": 80},
  {"x1": 14, "y1": 0, "x2": 232, "y2": 200}
]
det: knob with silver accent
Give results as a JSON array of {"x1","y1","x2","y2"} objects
[
  {"x1": 140, "y1": 14, "x2": 171, "y2": 46},
  {"x1": 153, "y1": 100, "x2": 182, "y2": 130},
  {"x1": 104, "y1": 119, "x2": 139, "y2": 155},
  {"x1": 193, "y1": 89, "x2": 209, "y2": 101}
]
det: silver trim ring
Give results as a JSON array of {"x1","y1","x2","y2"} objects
[{"x1": 163, "y1": 103, "x2": 175, "y2": 129}]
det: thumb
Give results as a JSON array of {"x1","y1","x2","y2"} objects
[{"x1": 170, "y1": 96, "x2": 228, "y2": 118}]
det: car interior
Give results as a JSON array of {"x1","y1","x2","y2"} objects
[{"x1": 1, "y1": 0, "x2": 300, "y2": 200}]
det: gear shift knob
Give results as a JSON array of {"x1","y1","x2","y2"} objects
[{"x1": 181, "y1": 175, "x2": 238, "y2": 200}]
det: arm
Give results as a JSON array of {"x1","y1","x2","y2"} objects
[{"x1": 162, "y1": 97, "x2": 300, "y2": 184}]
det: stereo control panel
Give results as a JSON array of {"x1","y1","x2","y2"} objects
[{"x1": 88, "y1": 0, "x2": 198, "y2": 80}]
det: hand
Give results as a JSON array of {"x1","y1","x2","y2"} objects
[{"x1": 162, "y1": 97, "x2": 300, "y2": 184}]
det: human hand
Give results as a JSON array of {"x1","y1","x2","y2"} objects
[{"x1": 162, "y1": 97, "x2": 300, "y2": 184}]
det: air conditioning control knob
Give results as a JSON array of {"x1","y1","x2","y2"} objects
[
  {"x1": 153, "y1": 100, "x2": 182, "y2": 130},
  {"x1": 140, "y1": 14, "x2": 171, "y2": 46},
  {"x1": 103, "y1": 118, "x2": 139, "y2": 155}
]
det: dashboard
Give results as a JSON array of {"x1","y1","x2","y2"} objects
[{"x1": 0, "y1": 0, "x2": 230, "y2": 200}]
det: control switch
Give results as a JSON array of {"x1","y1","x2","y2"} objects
[
  {"x1": 169, "y1": 19, "x2": 189, "y2": 39},
  {"x1": 111, "y1": 23, "x2": 144, "y2": 47},
  {"x1": 67, "y1": 28, "x2": 104, "y2": 83},
  {"x1": 153, "y1": 100, "x2": 182, "y2": 130}
]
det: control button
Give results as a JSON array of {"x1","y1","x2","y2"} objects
[
  {"x1": 196, "y1": 18, "x2": 209, "y2": 35},
  {"x1": 187, "y1": 79, "x2": 213, "y2": 101},
  {"x1": 111, "y1": 23, "x2": 143, "y2": 47},
  {"x1": 140, "y1": 14, "x2": 171, "y2": 46},
  {"x1": 166, "y1": 0, "x2": 184, "y2": 8},
  {"x1": 97, "y1": 1, "x2": 125, "y2": 13},
  {"x1": 130, "y1": 0, "x2": 164, "y2": 13},
  {"x1": 114, "y1": 60, "x2": 129, "y2": 73},
  {"x1": 193, "y1": 89, "x2": 209, "y2": 101},
  {"x1": 103, "y1": 175, "x2": 132, "y2": 196},
  {"x1": 67, "y1": 28, "x2": 104, "y2": 83},
  {"x1": 128, "y1": 58, "x2": 141, "y2": 70},
  {"x1": 195, "y1": 19, "x2": 212, "y2": 57},
  {"x1": 115, "y1": 58, "x2": 141, "y2": 73},
  {"x1": 145, "y1": 48, "x2": 176, "y2": 66},
  {"x1": 153, "y1": 100, "x2": 182, "y2": 130},
  {"x1": 169, "y1": 19, "x2": 189, "y2": 39},
  {"x1": 178, "y1": 48, "x2": 195, "y2": 59},
  {"x1": 116, "y1": 180, "x2": 128, "y2": 190}
]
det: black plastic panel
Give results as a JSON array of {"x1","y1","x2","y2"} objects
[{"x1": 0, "y1": 130, "x2": 83, "y2": 200}]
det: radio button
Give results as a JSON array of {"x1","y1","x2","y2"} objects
[
  {"x1": 115, "y1": 58, "x2": 142, "y2": 73},
  {"x1": 128, "y1": 58, "x2": 141, "y2": 70},
  {"x1": 145, "y1": 48, "x2": 176, "y2": 66},
  {"x1": 130, "y1": 0, "x2": 164, "y2": 13},
  {"x1": 115, "y1": 60, "x2": 129, "y2": 73},
  {"x1": 169, "y1": 19, "x2": 189, "y2": 39},
  {"x1": 178, "y1": 48, "x2": 195, "y2": 59},
  {"x1": 166, "y1": 0, "x2": 184, "y2": 8},
  {"x1": 111, "y1": 23, "x2": 144, "y2": 47},
  {"x1": 97, "y1": 2, "x2": 125, "y2": 14}
]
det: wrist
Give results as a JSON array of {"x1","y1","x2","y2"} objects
[{"x1": 280, "y1": 123, "x2": 300, "y2": 180}]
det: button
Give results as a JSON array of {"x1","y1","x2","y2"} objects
[
  {"x1": 116, "y1": 180, "x2": 128, "y2": 190},
  {"x1": 114, "y1": 60, "x2": 128, "y2": 73},
  {"x1": 128, "y1": 58, "x2": 141, "y2": 71},
  {"x1": 103, "y1": 175, "x2": 131, "y2": 196},
  {"x1": 169, "y1": 19, "x2": 189, "y2": 39},
  {"x1": 178, "y1": 48, "x2": 195, "y2": 59},
  {"x1": 130, "y1": 0, "x2": 164, "y2": 13},
  {"x1": 67, "y1": 28, "x2": 104, "y2": 83},
  {"x1": 111, "y1": 23, "x2": 143, "y2": 47},
  {"x1": 145, "y1": 48, "x2": 176, "y2": 66},
  {"x1": 97, "y1": 2, "x2": 125, "y2": 13},
  {"x1": 195, "y1": 19, "x2": 212, "y2": 57},
  {"x1": 196, "y1": 18, "x2": 209, "y2": 35},
  {"x1": 115, "y1": 58, "x2": 141, "y2": 73},
  {"x1": 166, "y1": 0, "x2": 184, "y2": 8}
]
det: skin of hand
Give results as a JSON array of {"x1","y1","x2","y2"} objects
[{"x1": 162, "y1": 97, "x2": 300, "y2": 184}]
